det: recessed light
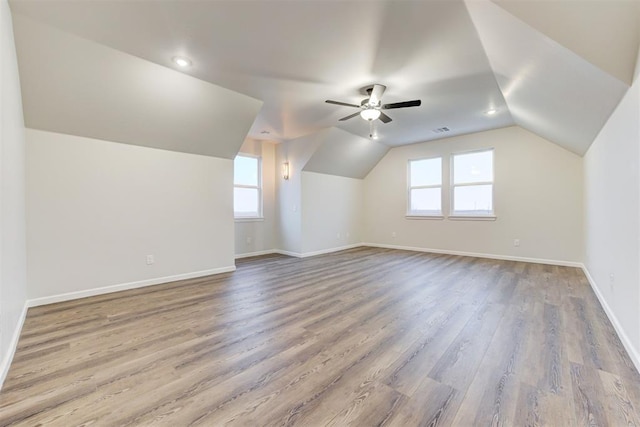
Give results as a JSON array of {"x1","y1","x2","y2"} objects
[
  {"x1": 485, "y1": 109, "x2": 497, "y2": 115},
  {"x1": 172, "y1": 56, "x2": 192, "y2": 68}
]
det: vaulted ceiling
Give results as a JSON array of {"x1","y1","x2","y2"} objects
[{"x1": 9, "y1": 0, "x2": 640, "y2": 158}]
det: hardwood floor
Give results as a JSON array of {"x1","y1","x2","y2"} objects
[{"x1": 1, "y1": 247, "x2": 639, "y2": 426}]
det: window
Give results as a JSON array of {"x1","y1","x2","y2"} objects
[
  {"x1": 234, "y1": 155, "x2": 262, "y2": 218},
  {"x1": 451, "y1": 149, "x2": 494, "y2": 216},
  {"x1": 408, "y1": 157, "x2": 442, "y2": 216}
]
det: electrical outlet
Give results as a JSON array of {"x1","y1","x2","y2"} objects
[
  {"x1": 513, "y1": 239, "x2": 520, "y2": 247},
  {"x1": 146, "y1": 255, "x2": 154, "y2": 265},
  {"x1": 246, "y1": 236, "x2": 252, "y2": 245},
  {"x1": 336, "y1": 232, "x2": 341, "y2": 239},
  {"x1": 346, "y1": 232, "x2": 350, "y2": 238},
  {"x1": 392, "y1": 232, "x2": 397, "y2": 238}
]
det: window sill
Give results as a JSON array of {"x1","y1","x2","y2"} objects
[
  {"x1": 447, "y1": 215, "x2": 497, "y2": 221},
  {"x1": 405, "y1": 215, "x2": 444, "y2": 220},
  {"x1": 235, "y1": 217, "x2": 264, "y2": 223}
]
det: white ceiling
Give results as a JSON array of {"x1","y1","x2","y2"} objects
[
  {"x1": 492, "y1": 0, "x2": 639, "y2": 85},
  {"x1": 303, "y1": 128, "x2": 389, "y2": 179},
  {"x1": 11, "y1": 14, "x2": 262, "y2": 159},
  {"x1": 8, "y1": 0, "x2": 640, "y2": 156},
  {"x1": 466, "y1": 0, "x2": 630, "y2": 155}
]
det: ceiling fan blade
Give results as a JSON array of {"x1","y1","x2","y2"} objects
[
  {"x1": 369, "y1": 84, "x2": 386, "y2": 106},
  {"x1": 379, "y1": 111, "x2": 392, "y2": 123},
  {"x1": 339, "y1": 111, "x2": 361, "y2": 121},
  {"x1": 382, "y1": 100, "x2": 421, "y2": 109},
  {"x1": 326, "y1": 100, "x2": 360, "y2": 108}
]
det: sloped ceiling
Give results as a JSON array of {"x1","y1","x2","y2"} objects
[
  {"x1": 467, "y1": 0, "x2": 630, "y2": 155},
  {"x1": 303, "y1": 128, "x2": 389, "y2": 179},
  {"x1": 8, "y1": 0, "x2": 640, "y2": 158},
  {"x1": 11, "y1": 14, "x2": 262, "y2": 159},
  {"x1": 491, "y1": 0, "x2": 639, "y2": 85},
  {"x1": 9, "y1": 0, "x2": 511, "y2": 148}
]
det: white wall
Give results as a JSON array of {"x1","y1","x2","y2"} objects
[
  {"x1": 275, "y1": 143, "x2": 301, "y2": 254},
  {"x1": 584, "y1": 51, "x2": 640, "y2": 366},
  {"x1": 235, "y1": 139, "x2": 277, "y2": 257},
  {"x1": 275, "y1": 130, "x2": 366, "y2": 256},
  {"x1": 364, "y1": 126, "x2": 583, "y2": 264},
  {"x1": 273, "y1": 130, "x2": 366, "y2": 256},
  {"x1": 275, "y1": 132, "x2": 324, "y2": 254},
  {"x1": 26, "y1": 129, "x2": 235, "y2": 301},
  {"x1": 301, "y1": 172, "x2": 363, "y2": 254},
  {"x1": 0, "y1": 0, "x2": 28, "y2": 386}
]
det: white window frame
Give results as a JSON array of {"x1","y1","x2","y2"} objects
[
  {"x1": 406, "y1": 156, "x2": 444, "y2": 219},
  {"x1": 234, "y1": 154, "x2": 263, "y2": 220},
  {"x1": 449, "y1": 148, "x2": 495, "y2": 220}
]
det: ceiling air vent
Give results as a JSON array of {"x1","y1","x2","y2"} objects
[{"x1": 432, "y1": 127, "x2": 450, "y2": 134}]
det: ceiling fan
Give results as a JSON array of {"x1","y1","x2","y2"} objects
[{"x1": 325, "y1": 84, "x2": 421, "y2": 124}]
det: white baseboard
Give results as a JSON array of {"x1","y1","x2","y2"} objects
[
  {"x1": 273, "y1": 249, "x2": 302, "y2": 258},
  {"x1": 238, "y1": 244, "x2": 366, "y2": 259},
  {"x1": 0, "y1": 301, "x2": 28, "y2": 390},
  {"x1": 27, "y1": 266, "x2": 236, "y2": 308},
  {"x1": 298, "y1": 243, "x2": 364, "y2": 258},
  {"x1": 362, "y1": 242, "x2": 582, "y2": 268},
  {"x1": 234, "y1": 249, "x2": 299, "y2": 258},
  {"x1": 255, "y1": 243, "x2": 580, "y2": 267},
  {"x1": 273, "y1": 243, "x2": 364, "y2": 259},
  {"x1": 235, "y1": 250, "x2": 279, "y2": 259},
  {"x1": 581, "y1": 265, "x2": 640, "y2": 374}
]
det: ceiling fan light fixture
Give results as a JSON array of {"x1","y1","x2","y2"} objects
[{"x1": 360, "y1": 108, "x2": 381, "y2": 121}]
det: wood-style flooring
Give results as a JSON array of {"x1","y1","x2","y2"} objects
[{"x1": 1, "y1": 247, "x2": 639, "y2": 426}]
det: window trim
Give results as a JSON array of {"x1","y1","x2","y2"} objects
[
  {"x1": 407, "y1": 156, "x2": 443, "y2": 217},
  {"x1": 449, "y1": 148, "x2": 495, "y2": 218},
  {"x1": 234, "y1": 153, "x2": 263, "y2": 219},
  {"x1": 448, "y1": 215, "x2": 496, "y2": 221},
  {"x1": 234, "y1": 217, "x2": 265, "y2": 223}
]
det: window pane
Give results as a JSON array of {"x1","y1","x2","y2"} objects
[
  {"x1": 453, "y1": 150, "x2": 493, "y2": 184},
  {"x1": 234, "y1": 156, "x2": 259, "y2": 186},
  {"x1": 410, "y1": 187, "x2": 441, "y2": 213},
  {"x1": 234, "y1": 187, "x2": 259, "y2": 216},
  {"x1": 410, "y1": 158, "x2": 441, "y2": 187},
  {"x1": 453, "y1": 184, "x2": 493, "y2": 213}
]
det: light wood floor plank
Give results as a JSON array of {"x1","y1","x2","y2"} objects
[{"x1": 1, "y1": 247, "x2": 639, "y2": 426}]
